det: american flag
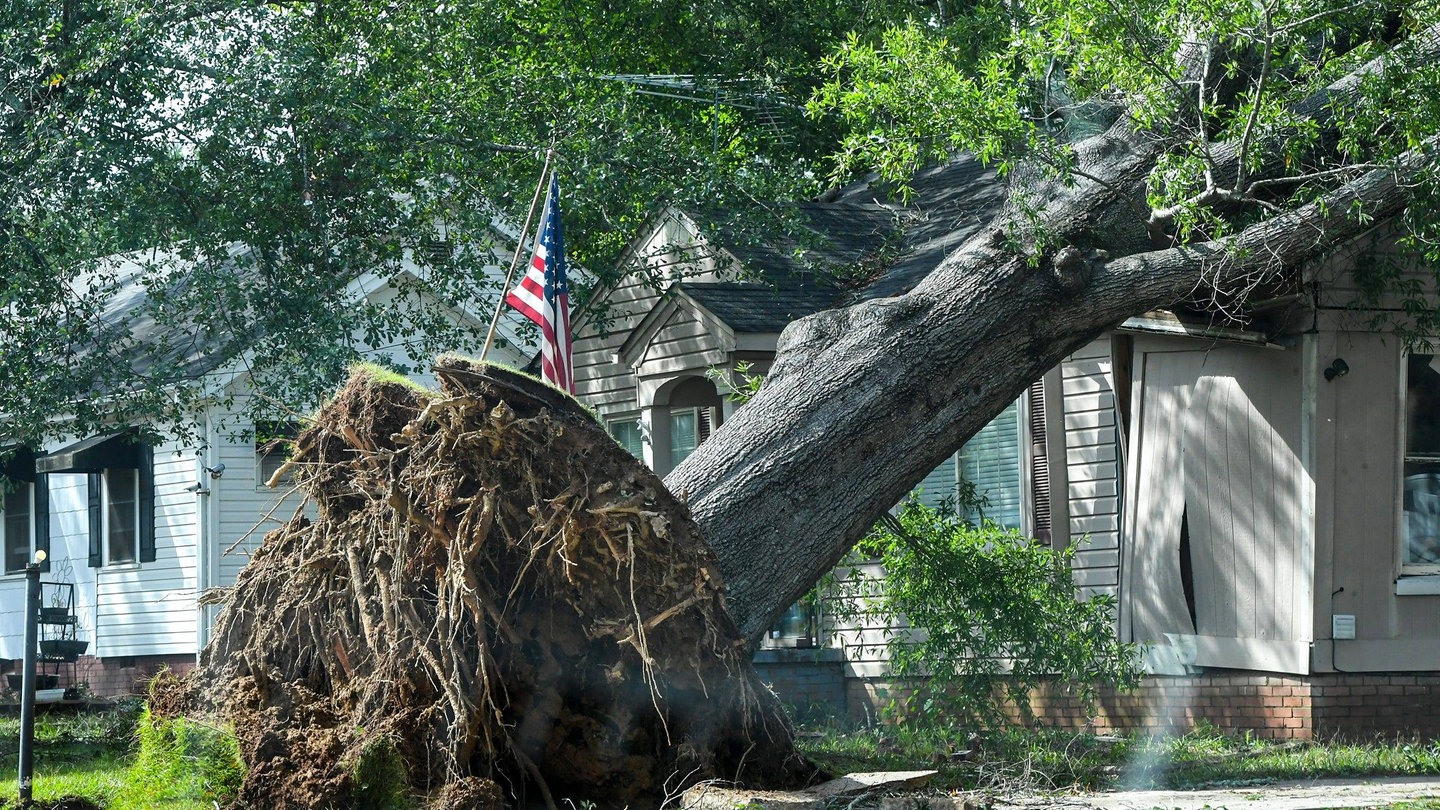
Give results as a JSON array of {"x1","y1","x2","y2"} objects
[{"x1": 505, "y1": 174, "x2": 573, "y2": 392}]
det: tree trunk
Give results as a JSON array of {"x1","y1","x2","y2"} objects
[{"x1": 668, "y1": 81, "x2": 1435, "y2": 643}]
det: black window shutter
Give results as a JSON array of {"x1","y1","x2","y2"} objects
[
  {"x1": 34, "y1": 474, "x2": 50, "y2": 572},
  {"x1": 138, "y1": 445, "x2": 155, "y2": 563},
  {"x1": 87, "y1": 473, "x2": 102, "y2": 567}
]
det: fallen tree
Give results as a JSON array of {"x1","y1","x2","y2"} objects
[
  {"x1": 672, "y1": 19, "x2": 1440, "y2": 644},
  {"x1": 197, "y1": 358, "x2": 814, "y2": 809}
]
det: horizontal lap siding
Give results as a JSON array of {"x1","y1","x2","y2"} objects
[
  {"x1": 574, "y1": 276, "x2": 655, "y2": 416},
  {"x1": 214, "y1": 411, "x2": 301, "y2": 589},
  {"x1": 95, "y1": 439, "x2": 198, "y2": 657},
  {"x1": 824, "y1": 562, "x2": 905, "y2": 677},
  {"x1": 1062, "y1": 340, "x2": 1122, "y2": 599}
]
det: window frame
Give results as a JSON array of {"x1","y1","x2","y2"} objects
[
  {"x1": 668, "y1": 407, "x2": 700, "y2": 468},
  {"x1": 954, "y1": 396, "x2": 1028, "y2": 532},
  {"x1": 3, "y1": 480, "x2": 34, "y2": 575},
  {"x1": 605, "y1": 415, "x2": 646, "y2": 462},
  {"x1": 255, "y1": 421, "x2": 300, "y2": 490},
  {"x1": 1400, "y1": 349, "x2": 1440, "y2": 576},
  {"x1": 102, "y1": 467, "x2": 141, "y2": 566}
]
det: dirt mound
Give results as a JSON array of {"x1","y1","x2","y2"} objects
[{"x1": 197, "y1": 358, "x2": 815, "y2": 808}]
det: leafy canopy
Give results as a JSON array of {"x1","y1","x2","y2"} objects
[{"x1": 0, "y1": 0, "x2": 928, "y2": 449}]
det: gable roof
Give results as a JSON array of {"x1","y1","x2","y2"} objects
[{"x1": 679, "y1": 283, "x2": 835, "y2": 334}]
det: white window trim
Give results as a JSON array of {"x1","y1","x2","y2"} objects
[
  {"x1": 103, "y1": 467, "x2": 141, "y2": 567},
  {"x1": 1399, "y1": 347, "x2": 1440, "y2": 577}
]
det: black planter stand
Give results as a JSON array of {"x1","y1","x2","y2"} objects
[{"x1": 36, "y1": 581, "x2": 86, "y2": 694}]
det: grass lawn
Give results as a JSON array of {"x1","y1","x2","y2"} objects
[
  {"x1": 797, "y1": 720, "x2": 1440, "y2": 794},
  {"x1": 5, "y1": 705, "x2": 1440, "y2": 808},
  {"x1": 0, "y1": 700, "x2": 225, "y2": 810}
]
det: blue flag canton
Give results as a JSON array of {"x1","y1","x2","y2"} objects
[{"x1": 542, "y1": 182, "x2": 568, "y2": 303}]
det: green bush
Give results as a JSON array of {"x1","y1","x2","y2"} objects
[{"x1": 843, "y1": 497, "x2": 1141, "y2": 726}]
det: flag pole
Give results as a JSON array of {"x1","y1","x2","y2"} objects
[{"x1": 481, "y1": 147, "x2": 556, "y2": 362}]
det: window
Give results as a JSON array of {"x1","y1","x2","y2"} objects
[
  {"x1": 256, "y1": 422, "x2": 299, "y2": 488},
  {"x1": 606, "y1": 417, "x2": 645, "y2": 460},
  {"x1": 1403, "y1": 352, "x2": 1440, "y2": 571},
  {"x1": 957, "y1": 399, "x2": 1024, "y2": 529},
  {"x1": 104, "y1": 468, "x2": 139, "y2": 565},
  {"x1": 2, "y1": 447, "x2": 47, "y2": 575},
  {"x1": 912, "y1": 398, "x2": 1025, "y2": 530},
  {"x1": 669, "y1": 409, "x2": 699, "y2": 466},
  {"x1": 3, "y1": 482, "x2": 32, "y2": 574}
]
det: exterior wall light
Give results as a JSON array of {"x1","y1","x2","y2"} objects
[{"x1": 1324, "y1": 358, "x2": 1350, "y2": 382}]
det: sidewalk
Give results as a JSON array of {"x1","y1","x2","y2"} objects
[{"x1": 1083, "y1": 776, "x2": 1440, "y2": 810}]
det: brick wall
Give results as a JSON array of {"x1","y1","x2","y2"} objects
[
  {"x1": 752, "y1": 648, "x2": 847, "y2": 722},
  {"x1": 70, "y1": 654, "x2": 196, "y2": 698},
  {"x1": 845, "y1": 670, "x2": 1440, "y2": 739}
]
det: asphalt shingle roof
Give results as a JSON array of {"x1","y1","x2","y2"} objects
[{"x1": 679, "y1": 154, "x2": 1005, "y2": 332}]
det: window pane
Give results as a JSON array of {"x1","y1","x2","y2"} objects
[
  {"x1": 3, "y1": 484, "x2": 30, "y2": 574},
  {"x1": 607, "y1": 418, "x2": 645, "y2": 460},
  {"x1": 670, "y1": 410, "x2": 697, "y2": 465},
  {"x1": 1405, "y1": 354, "x2": 1440, "y2": 565},
  {"x1": 256, "y1": 422, "x2": 299, "y2": 487},
  {"x1": 958, "y1": 399, "x2": 1023, "y2": 529},
  {"x1": 107, "y1": 469, "x2": 137, "y2": 564},
  {"x1": 915, "y1": 454, "x2": 959, "y2": 512}
]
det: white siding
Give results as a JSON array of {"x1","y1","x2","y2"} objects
[
  {"x1": 95, "y1": 438, "x2": 199, "y2": 657},
  {"x1": 573, "y1": 273, "x2": 656, "y2": 417}
]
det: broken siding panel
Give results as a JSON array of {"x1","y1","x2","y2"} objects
[
  {"x1": 1062, "y1": 339, "x2": 1123, "y2": 602},
  {"x1": 1181, "y1": 348, "x2": 1306, "y2": 644},
  {"x1": 1130, "y1": 343, "x2": 1309, "y2": 658},
  {"x1": 1126, "y1": 349, "x2": 1200, "y2": 642}
]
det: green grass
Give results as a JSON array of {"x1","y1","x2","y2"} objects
[
  {"x1": 0, "y1": 700, "x2": 239, "y2": 810},
  {"x1": 8, "y1": 707, "x2": 1440, "y2": 807},
  {"x1": 796, "y1": 719, "x2": 1440, "y2": 794}
]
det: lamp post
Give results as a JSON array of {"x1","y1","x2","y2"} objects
[{"x1": 18, "y1": 549, "x2": 45, "y2": 804}]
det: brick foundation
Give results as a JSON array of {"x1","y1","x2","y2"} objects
[
  {"x1": 752, "y1": 648, "x2": 848, "y2": 722},
  {"x1": 844, "y1": 670, "x2": 1440, "y2": 739},
  {"x1": 6, "y1": 654, "x2": 197, "y2": 699}
]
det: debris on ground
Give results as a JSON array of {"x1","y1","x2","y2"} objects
[
  {"x1": 195, "y1": 358, "x2": 816, "y2": 809},
  {"x1": 681, "y1": 769, "x2": 941, "y2": 810}
]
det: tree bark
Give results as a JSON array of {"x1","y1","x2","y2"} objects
[{"x1": 667, "y1": 61, "x2": 1437, "y2": 643}]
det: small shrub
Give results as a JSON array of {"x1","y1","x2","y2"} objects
[{"x1": 841, "y1": 498, "x2": 1142, "y2": 727}]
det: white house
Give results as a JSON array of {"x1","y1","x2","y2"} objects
[{"x1": 1, "y1": 241, "x2": 535, "y2": 697}]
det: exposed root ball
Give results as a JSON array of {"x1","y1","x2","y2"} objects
[{"x1": 198, "y1": 358, "x2": 815, "y2": 808}]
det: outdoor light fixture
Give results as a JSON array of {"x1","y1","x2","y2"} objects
[
  {"x1": 204, "y1": 463, "x2": 226, "y2": 479},
  {"x1": 1324, "y1": 358, "x2": 1350, "y2": 381},
  {"x1": 32, "y1": 550, "x2": 45, "y2": 564}
]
